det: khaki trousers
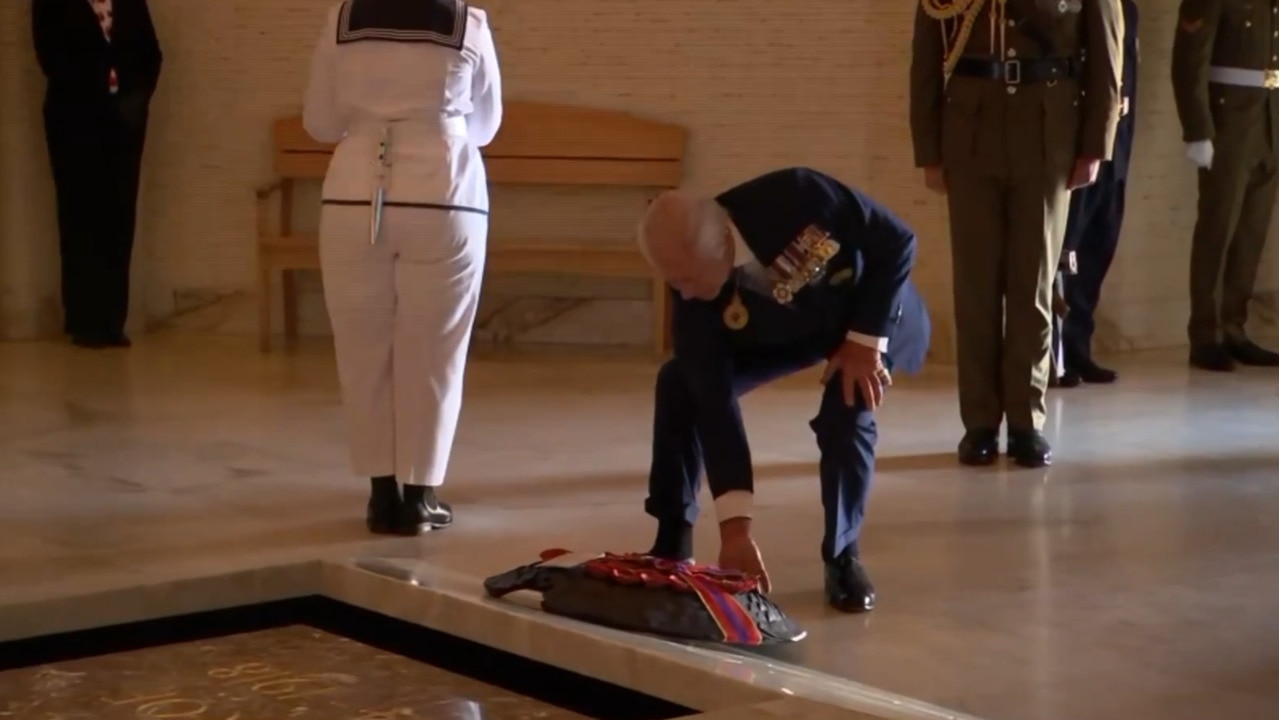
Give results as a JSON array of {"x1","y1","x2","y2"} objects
[
  {"x1": 1187, "y1": 126, "x2": 1279, "y2": 345},
  {"x1": 945, "y1": 167, "x2": 1072, "y2": 432},
  {"x1": 319, "y1": 204, "x2": 487, "y2": 486}
]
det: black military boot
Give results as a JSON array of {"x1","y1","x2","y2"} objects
[
  {"x1": 1056, "y1": 368, "x2": 1082, "y2": 388},
  {"x1": 649, "y1": 520, "x2": 694, "y2": 562},
  {"x1": 824, "y1": 548, "x2": 875, "y2": 613},
  {"x1": 1224, "y1": 337, "x2": 1279, "y2": 367},
  {"x1": 397, "y1": 485, "x2": 453, "y2": 535},
  {"x1": 366, "y1": 475, "x2": 401, "y2": 535},
  {"x1": 958, "y1": 428, "x2": 999, "y2": 466},
  {"x1": 1189, "y1": 343, "x2": 1235, "y2": 372},
  {"x1": 1006, "y1": 429, "x2": 1052, "y2": 468},
  {"x1": 1074, "y1": 358, "x2": 1117, "y2": 384}
]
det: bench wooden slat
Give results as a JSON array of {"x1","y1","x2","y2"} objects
[
  {"x1": 486, "y1": 158, "x2": 682, "y2": 187},
  {"x1": 257, "y1": 101, "x2": 685, "y2": 354},
  {"x1": 487, "y1": 240, "x2": 649, "y2": 277}
]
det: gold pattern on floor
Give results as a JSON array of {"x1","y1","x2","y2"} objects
[{"x1": 0, "y1": 625, "x2": 589, "y2": 720}]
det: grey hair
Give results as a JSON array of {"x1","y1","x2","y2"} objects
[{"x1": 636, "y1": 194, "x2": 729, "y2": 267}]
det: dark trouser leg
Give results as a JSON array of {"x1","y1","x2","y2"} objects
[
  {"x1": 944, "y1": 167, "x2": 1007, "y2": 431},
  {"x1": 645, "y1": 348, "x2": 821, "y2": 558},
  {"x1": 1188, "y1": 151, "x2": 1251, "y2": 345},
  {"x1": 102, "y1": 93, "x2": 150, "y2": 337},
  {"x1": 645, "y1": 360, "x2": 704, "y2": 558},
  {"x1": 810, "y1": 378, "x2": 876, "y2": 562},
  {"x1": 44, "y1": 105, "x2": 112, "y2": 338},
  {"x1": 1063, "y1": 170, "x2": 1125, "y2": 364},
  {"x1": 1003, "y1": 169, "x2": 1071, "y2": 431},
  {"x1": 1220, "y1": 152, "x2": 1279, "y2": 343}
]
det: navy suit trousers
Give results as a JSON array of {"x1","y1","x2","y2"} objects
[
  {"x1": 1061, "y1": 164, "x2": 1126, "y2": 363},
  {"x1": 645, "y1": 344, "x2": 877, "y2": 563}
]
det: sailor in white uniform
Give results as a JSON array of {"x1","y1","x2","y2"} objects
[{"x1": 302, "y1": 0, "x2": 502, "y2": 536}]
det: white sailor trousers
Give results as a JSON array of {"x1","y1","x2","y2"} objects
[{"x1": 319, "y1": 203, "x2": 486, "y2": 487}]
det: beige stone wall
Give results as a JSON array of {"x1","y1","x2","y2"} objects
[{"x1": 2, "y1": 1, "x2": 1277, "y2": 358}]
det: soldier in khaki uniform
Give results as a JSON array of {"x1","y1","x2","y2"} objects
[
  {"x1": 1172, "y1": 0, "x2": 1279, "y2": 372},
  {"x1": 910, "y1": 0, "x2": 1123, "y2": 468}
]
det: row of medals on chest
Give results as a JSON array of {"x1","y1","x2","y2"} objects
[{"x1": 723, "y1": 225, "x2": 841, "y2": 330}]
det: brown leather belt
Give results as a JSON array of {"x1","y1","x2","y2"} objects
[{"x1": 952, "y1": 57, "x2": 1080, "y2": 85}]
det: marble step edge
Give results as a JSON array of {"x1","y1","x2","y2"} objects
[{"x1": 332, "y1": 556, "x2": 988, "y2": 720}]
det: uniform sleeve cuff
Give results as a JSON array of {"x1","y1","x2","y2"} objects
[
  {"x1": 845, "y1": 331, "x2": 888, "y2": 352},
  {"x1": 713, "y1": 491, "x2": 754, "y2": 522}
]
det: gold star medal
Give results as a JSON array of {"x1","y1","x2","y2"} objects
[{"x1": 723, "y1": 292, "x2": 749, "y2": 330}]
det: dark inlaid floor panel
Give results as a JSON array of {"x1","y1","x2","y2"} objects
[
  {"x1": 0, "y1": 598, "x2": 695, "y2": 720},
  {"x1": 3, "y1": 625, "x2": 591, "y2": 720}
]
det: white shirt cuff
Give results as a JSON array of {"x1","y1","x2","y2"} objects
[
  {"x1": 845, "y1": 331, "x2": 888, "y2": 352},
  {"x1": 713, "y1": 491, "x2": 754, "y2": 522}
]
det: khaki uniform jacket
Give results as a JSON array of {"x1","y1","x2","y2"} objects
[
  {"x1": 910, "y1": 0, "x2": 1124, "y2": 177},
  {"x1": 1171, "y1": 0, "x2": 1279, "y2": 151}
]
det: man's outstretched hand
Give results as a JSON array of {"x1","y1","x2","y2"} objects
[{"x1": 717, "y1": 518, "x2": 771, "y2": 593}]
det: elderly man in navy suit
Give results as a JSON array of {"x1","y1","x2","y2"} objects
[{"x1": 636, "y1": 167, "x2": 930, "y2": 613}]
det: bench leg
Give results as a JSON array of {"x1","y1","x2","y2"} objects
[
  {"x1": 282, "y1": 269, "x2": 299, "y2": 348},
  {"x1": 259, "y1": 265, "x2": 272, "y2": 353}
]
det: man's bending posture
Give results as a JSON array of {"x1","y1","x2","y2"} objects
[{"x1": 637, "y1": 167, "x2": 930, "y2": 613}]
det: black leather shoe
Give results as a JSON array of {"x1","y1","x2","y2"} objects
[
  {"x1": 396, "y1": 487, "x2": 453, "y2": 535},
  {"x1": 649, "y1": 521, "x2": 694, "y2": 562},
  {"x1": 1057, "y1": 369, "x2": 1082, "y2": 387},
  {"x1": 103, "y1": 333, "x2": 132, "y2": 348},
  {"x1": 958, "y1": 429, "x2": 999, "y2": 466},
  {"x1": 825, "y1": 550, "x2": 875, "y2": 613},
  {"x1": 1074, "y1": 359, "x2": 1117, "y2": 384},
  {"x1": 1006, "y1": 429, "x2": 1052, "y2": 468},
  {"x1": 71, "y1": 335, "x2": 108, "y2": 349},
  {"x1": 1190, "y1": 343, "x2": 1236, "y2": 372},
  {"x1": 366, "y1": 484, "x2": 402, "y2": 535},
  {"x1": 1225, "y1": 338, "x2": 1279, "y2": 367}
]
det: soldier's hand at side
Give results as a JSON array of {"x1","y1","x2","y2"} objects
[
  {"x1": 821, "y1": 341, "x2": 891, "y2": 410},
  {"x1": 718, "y1": 519, "x2": 771, "y2": 593},
  {"x1": 923, "y1": 166, "x2": 947, "y2": 195},
  {"x1": 1068, "y1": 158, "x2": 1102, "y2": 190}
]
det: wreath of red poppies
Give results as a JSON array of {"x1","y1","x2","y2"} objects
[{"x1": 538, "y1": 549, "x2": 759, "y2": 595}]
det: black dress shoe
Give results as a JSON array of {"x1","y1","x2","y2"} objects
[
  {"x1": 1074, "y1": 359, "x2": 1117, "y2": 383},
  {"x1": 824, "y1": 550, "x2": 875, "y2": 613},
  {"x1": 958, "y1": 429, "x2": 999, "y2": 466},
  {"x1": 1224, "y1": 338, "x2": 1279, "y2": 367},
  {"x1": 1189, "y1": 343, "x2": 1236, "y2": 372},
  {"x1": 1057, "y1": 369, "x2": 1082, "y2": 387},
  {"x1": 1006, "y1": 429, "x2": 1052, "y2": 468},
  {"x1": 71, "y1": 332, "x2": 131, "y2": 349},
  {"x1": 396, "y1": 486, "x2": 453, "y2": 535},
  {"x1": 366, "y1": 482, "x2": 402, "y2": 535},
  {"x1": 71, "y1": 335, "x2": 108, "y2": 349}
]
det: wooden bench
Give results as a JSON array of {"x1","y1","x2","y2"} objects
[{"x1": 255, "y1": 101, "x2": 687, "y2": 354}]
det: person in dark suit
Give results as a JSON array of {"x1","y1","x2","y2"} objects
[
  {"x1": 1054, "y1": 0, "x2": 1139, "y2": 387},
  {"x1": 32, "y1": 0, "x2": 162, "y2": 348},
  {"x1": 636, "y1": 167, "x2": 931, "y2": 613}
]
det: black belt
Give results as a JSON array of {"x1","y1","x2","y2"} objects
[
  {"x1": 951, "y1": 57, "x2": 1079, "y2": 85},
  {"x1": 321, "y1": 199, "x2": 489, "y2": 215}
]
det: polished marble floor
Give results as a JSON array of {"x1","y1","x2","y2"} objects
[{"x1": 3, "y1": 335, "x2": 1279, "y2": 720}]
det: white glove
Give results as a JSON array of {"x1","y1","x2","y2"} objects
[{"x1": 1186, "y1": 140, "x2": 1214, "y2": 170}]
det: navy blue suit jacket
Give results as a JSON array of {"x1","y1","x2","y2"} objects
[
  {"x1": 1112, "y1": 0, "x2": 1138, "y2": 180},
  {"x1": 33, "y1": 0, "x2": 163, "y2": 101},
  {"x1": 668, "y1": 167, "x2": 930, "y2": 500}
]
